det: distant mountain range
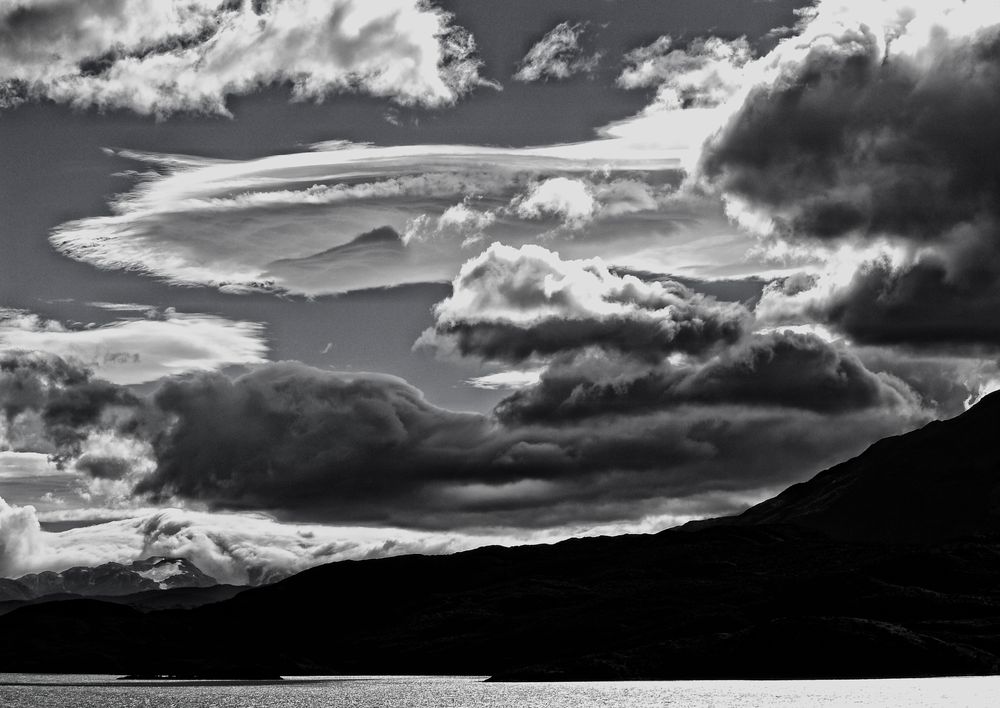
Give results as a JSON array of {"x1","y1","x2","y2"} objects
[
  {"x1": 5, "y1": 393, "x2": 1000, "y2": 679},
  {"x1": 0, "y1": 557, "x2": 217, "y2": 603}
]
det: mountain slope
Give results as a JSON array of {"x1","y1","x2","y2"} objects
[
  {"x1": 2, "y1": 525, "x2": 1000, "y2": 679},
  {"x1": 703, "y1": 390, "x2": 1000, "y2": 543}
]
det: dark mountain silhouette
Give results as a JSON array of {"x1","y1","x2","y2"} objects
[
  {"x1": 694, "y1": 390, "x2": 1000, "y2": 542},
  {"x1": 4, "y1": 395, "x2": 1000, "y2": 679},
  {"x1": 0, "y1": 583, "x2": 245, "y2": 617},
  {"x1": 2, "y1": 557, "x2": 216, "y2": 602}
]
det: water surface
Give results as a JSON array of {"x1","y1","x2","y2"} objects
[{"x1": 1, "y1": 674, "x2": 997, "y2": 707}]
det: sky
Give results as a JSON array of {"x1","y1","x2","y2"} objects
[{"x1": 2, "y1": 0, "x2": 1000, "y2": 585}]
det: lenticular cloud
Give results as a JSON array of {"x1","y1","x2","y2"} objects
[{"x1": 49, "y1": 141, "x2": 688, "y2": 296}]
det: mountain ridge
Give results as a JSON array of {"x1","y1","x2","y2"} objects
[
  {"x1": 2, "y1": 556, "x2": 217, "y2": 602},
  {"x1": 690, "y1": 389, "x2": 1000, "y2": 542}
]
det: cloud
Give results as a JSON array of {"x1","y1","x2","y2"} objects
[
  {"x1": 0, "y1": 0, "x2": 489, "y2": 115},
  {"x1": 495, "y1": 332, "x2": 922, "y2": 424},
  {"x1": 513, "y1": 21, "x2": 601, "y2": 83},
  {"x1": 0, "y1": 307, "x2": 267, "y2": 384},
  {"x1": 507, "y1": 177, "x2": 671, "y2": 231},
  {"x1": 0, "y1": 351, "x2": 153, "y2": 498},
  {"x1": 511, "y1": 177, "x2": 598, "y2": 226},
  {"x1": 417, "y1": 243, "x2": 749, "y2": 364},
  {"x1": 133, "y1": 363, "x2": 503, "y2": 524},
  {"x1": 0, "y1": 451, "x2": 62, "y2": 479},
  {"x1": 466, "y1": 369, "x2": 544, "y2": 391},
  {"x1": 699, "y1": 1, "x2": 1000, "y2": 245},
  {"x1": 129, "y1": 361, "x2": 931, "y2": 530},
  {"x1": 0, "y1": 495, "x2": 504, "y2": 584},
  {"x1": 0, "y1": 334, "x2": 935, "y2": 533},
  {"x1": 755, "y1": 255, "x2": 1000, "y2": 347},
  {"x1": 2, "y1": 493, "x2": 770, "y2": 584},
  {"x1": 689, "y1": 0, "x2": 1000, "y2": 348},
  {"x1": 618, "y1": 35, "x2": 752, "y2": 110},
  {"x1": 851, "y1": 345, "x2": 1000, "y2": 417},
  {"x1": 403, "y1": 201, "x2": 497, "y2": 248},
  {"x1": 0, "y1": 496, "x2": 45, "y2": 577},
  {"x1": 50, "y1": 142, "x2": 688, "y2": 296}
]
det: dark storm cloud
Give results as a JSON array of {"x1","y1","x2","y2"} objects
[
  {"x1": 0, "y1": 349, "x2": 929, "y2": 529},
  {"x1": 127, "y1": 360, "x2": 926, "y2": 529},
  {"x1": 495, "y1": 332, "x2": 919, "y2": 424},
  {"x1": 418, "y1": 243, "x2": 750, "y2": 364},
  {"x1": 760, "y1": 256, "x2": 1000, "y2": 347},
  {"x1": 853, "y1": 345, "x2": 999, "y2": 419},
  {"x1": 700, "y1": 20, "x2": 1000, "y2": 244},
  {"x1": 696, "y1": 4, "x2": 1000, "y2": 347},
  {"x1": 135, "y1": 363, "x2": 500, "y2": 520},
  {"x1": 121, "y1": 244, "x2": 930, "y2": 527},
  {"x1": 612, "y1": 268, "x2": 767, "y2": 307},
  {"x1": 0, "y1": 352, "x2": 141, "y2": 454}
]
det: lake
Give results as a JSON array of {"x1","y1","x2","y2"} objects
[{"x1": 0, "y1": 674, "x2": 998, "y2": 707}]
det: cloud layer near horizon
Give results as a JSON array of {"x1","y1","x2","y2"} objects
[
  {"x1": 0, "y1": 495, "x2": 491, "y2": 584},
  {"x1": 0, "y1": 493, "x2": 735, "y2": 584},
  {"x1": 0, "y1": 0, "x2": 488, "y2": 115},
  {"x1": 0, "y1": 308, "x2": 267, "y2": 384}
]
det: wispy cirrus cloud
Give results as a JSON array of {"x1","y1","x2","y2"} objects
[{"x1": 0, "y1": 0, "x2": 490, "y2": 115}]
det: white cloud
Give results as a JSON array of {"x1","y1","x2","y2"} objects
[
  {"x1": 403, "y1": 201, "x2": 498, "y2": 247},
  {"x1": 512, "y1": 177, "x2": 597, "y2": 226},
  {"x1": 618, "y1": 35, "x2": 752, "y2": 110},
  {"x1": 509, "y1": 177, "x2": 667, "y2": 230},
  {"x1": 0, "y1": 0, "x2": 489, "y2": 115},
  {"x1": 417, "y1": 242, "x2": 749, "y2": 363},
  {"x1": 0, "y1": 452, "x2": 61, "y2": 479},
  {"x1": 0, "y1": 308, "x2": 267, "y2": 384},
  {"x1": 0, "y1": 495, "x2": 479, "y2": 583},
  {"x1": 0, "y1": 494, "x2": 746, "y2": 584},
  {"x1": 465, "y1": 369, "x2": 544, "y2": 390},
  {"x1": 513, "y1": 21, "x2": 601, "y2": 83},
  {"x1": 49, "y1": 141, "x2": 692, "y2": 296},
  {"x1": 438, "y1": 202, "x2": 496, "y2": 231}
]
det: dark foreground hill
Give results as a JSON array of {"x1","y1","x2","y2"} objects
[
  {"x1": 0, "y1": 582, "x2": 245, "y2": 618},
  {"x1": 5, "y1": 394, "x2": 1000, "y2": 679},
  {"x1": 694, "y1": 389, "x2": 1000, "y2": 543}
]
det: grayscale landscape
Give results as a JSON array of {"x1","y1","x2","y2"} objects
[{"x1": 2, "y1": 0, "x2": 999, "y2": 705}]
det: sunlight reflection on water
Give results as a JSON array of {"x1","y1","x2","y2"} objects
[{"x1": 0, "y1": 674, "x2": 998, "y2": 707}]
